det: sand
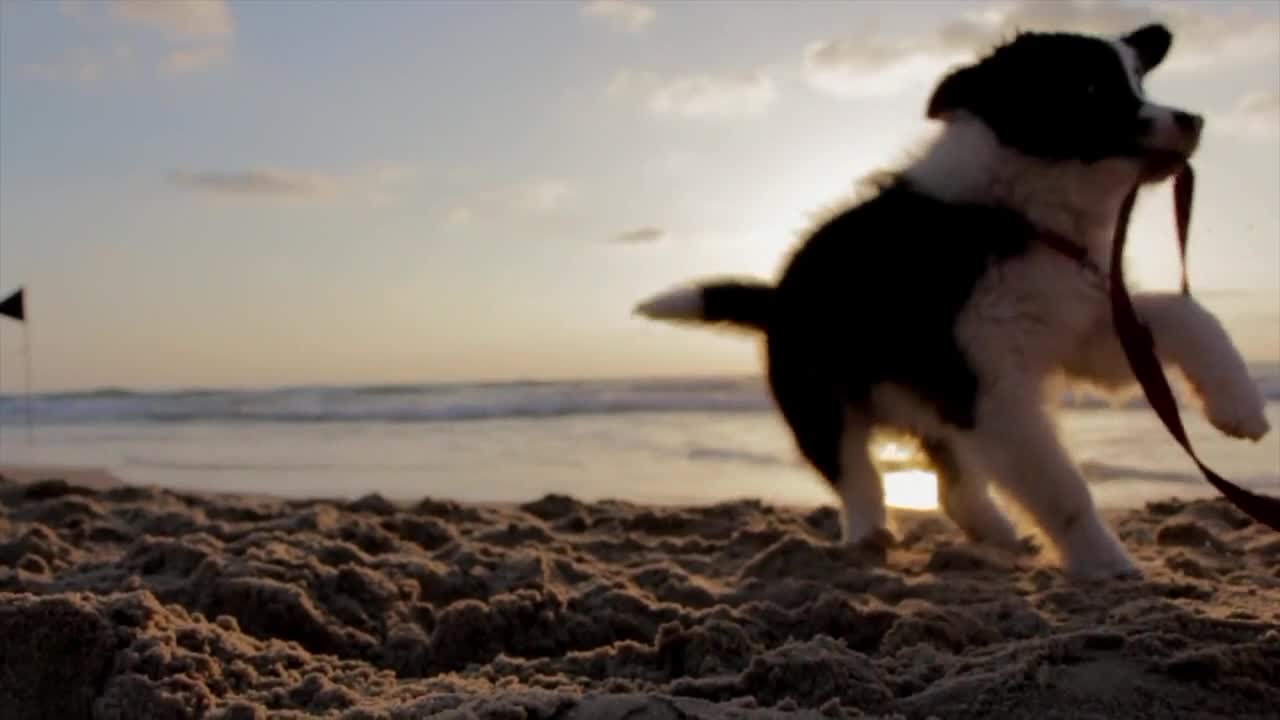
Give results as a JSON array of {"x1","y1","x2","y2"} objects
[{"x1": 1, "y1": 468, "x2": 1278, "y2": 720}]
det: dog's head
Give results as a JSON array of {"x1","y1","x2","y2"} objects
[{"x1": 925, "y1": 24, "x2": 1199, "y2": 183}]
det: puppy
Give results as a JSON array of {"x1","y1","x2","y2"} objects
[{"x1": 633, "y1": 24, "x2": 1270, "y2": 580}]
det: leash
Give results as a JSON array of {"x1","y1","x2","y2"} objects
[{"x1": 1110, "y1": 166, "x2": 1280, "y2": 531}]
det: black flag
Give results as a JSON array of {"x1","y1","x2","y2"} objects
[{"x1": 0, "y1": 287, "x2": 24, "y2": 322}]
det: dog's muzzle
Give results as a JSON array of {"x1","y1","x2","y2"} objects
[{"x1": 1138, "y1": 105, "x2": 1203, "y2": 180}]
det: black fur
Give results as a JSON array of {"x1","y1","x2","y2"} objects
[
  {"x1": 1121, "y1": 24, "x2": 1172, "y2": 72},
  {"x1": 928, "y1": 28, "x2": 1156, "y2": 163},
  {"x1": 699, "y1": 281, "x2": 773, "y2": 331},
  {"x1": 754, "y1": 177, "x2": 1035, "y2": 488}
]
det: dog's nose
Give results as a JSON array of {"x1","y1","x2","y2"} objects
[{"x1": 1172, "y1": 111, "x2": 1203, "y2": 134}]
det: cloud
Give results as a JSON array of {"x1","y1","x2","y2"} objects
[
  {"x1": 804, "y1": 37, "x2": 953, "y2": 99},
  {"x1": 39, "y1": 0, "x2": 234, "y2": 80},
  {"x1": 439, "y1": 178, "x2": 580, "y2": 226},
  {"x1": 1215, "y1": 91, "x2": 1280, "y2": 142},
  {"x1": 611, "y1": 227, "x2": 666, "y2": 244},
  {"x1": 110, "y1": 0, "x2": 233, "y2": 38},
  {"x1": 116, "y1": 0, "x2": 235, "y2": 75},
  {"x1": 653, "y1": 72, "x2": 776, "y2": 118},
  {"x1": 581, "y1": 0, "x2": 655, "y2": 33},
  {"x1": 168, "y1": 164, "x2": 417, "y2": 206},
  {"x1": 950, "y1": 0, "x2": 1279, "y2": 71},
  {"x1": 804, "y1": 0, "x2": 1280, "y2": 98},
  {"x1": 610, "y1": 69, "x2": 777, "y2": 119},
  {"x1": 170, "y1": 169, "x2": 331, "y2": 199}
]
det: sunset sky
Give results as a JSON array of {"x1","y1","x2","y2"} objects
[{"x1": 1, "y1": 0, "x2": 1277, "y2": 392}]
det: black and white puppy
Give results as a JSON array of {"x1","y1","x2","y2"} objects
[{"x1": 634, "y1": 24, "x2": 1270, "y2": 580}]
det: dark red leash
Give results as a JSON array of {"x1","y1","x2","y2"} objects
[
  {"x1": 1172, "y1": 165, "x2": 1194, "y2": 297},
  {"x1": 1110, "y1": 166, "x2": 1280, "y2": 531}
]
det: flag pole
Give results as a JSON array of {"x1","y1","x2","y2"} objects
[{"x1": 24, "y1": 320, "x2": 32, "y2": 445}]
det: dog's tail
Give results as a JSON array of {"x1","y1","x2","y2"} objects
[{"x1": 633, "y1": 278, "x2": 774, "y2": 333}]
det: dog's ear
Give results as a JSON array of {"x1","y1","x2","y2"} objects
[
  {"x1": 926, "y1": 66, "x2": 977, "y2": 120},
  {"x1": 1120, "y1": 23, "x2": 1172, "y2": 73}
]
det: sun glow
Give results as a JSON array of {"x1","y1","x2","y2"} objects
[
  {"x1": 883, "y1": 469, "x2": 940, "y2": 511},
  {"x1": 876, "y1": 439, "x2": 919, "y2": 464},
  {"x1": 871, "y1": 435, "x2": 940, "y2": 511}
]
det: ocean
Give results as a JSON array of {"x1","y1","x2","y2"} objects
[{"x1": 2, "y1": 366, "x2": 1278, "y2": 512}]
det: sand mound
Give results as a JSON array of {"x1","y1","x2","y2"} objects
[{"x1": 1, "y1": 474, "x2": 1278, "y2": 719}]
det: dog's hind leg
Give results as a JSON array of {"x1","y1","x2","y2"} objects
[
  {"x1": 962, "y1": 391, "x2": 1136, "y2": 580},
  {"x1": 834, "y1": 410, "x2": 893, "y2": 549},
  {"x1": 922, "y1": 438, "x2": 1021, "y2": 551},
  {"x1": 768, "y1": 350, "x2": 890, "y2": 550}
]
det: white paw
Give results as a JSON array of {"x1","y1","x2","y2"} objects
[
  {"x1": 1202, "y1": 381, "x2": 1270, "y2": 441},
  {"x1": 983, "y1": 524, "x2": 1029, "y2": 554},
  {"x1": 1063, "y1": 545, "x2": 1140, "y2": 582},
  {"x1": 840, "y1": 498, "x2": 892, "y2": 549},
  {"x1": 955, "y1": 515, "x2": 1023, "y2": 553},
  {"x1": 1058, "y1": 516, "x2": 1139, "y2": 581},
  {"x1": 1066, "y1": 558, "x2": 1142, "y2": 583},
  {"x1": 1163, "y1": 300, "x2": 1269, "y2": 441},
  {"x1": 949, "y1": 501, "x2": 1022, "y2": 552}
]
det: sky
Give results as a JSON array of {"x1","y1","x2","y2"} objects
[{"x1": 0, "y1": 0, "x2": 1277, "y2": 392}]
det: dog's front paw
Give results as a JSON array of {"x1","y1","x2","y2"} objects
[
  {"x1": 1203, "y1": 383, "x2": 1270, "y2": 441},
  {"x1": 1058, "y1": 517, "x2": 1140, "y2": 582},
  {"x1": 1063, "y1": 544, "x2": 1141, "y2": 582},
  {"x1": 1066, "y1": 559, "x2": 1143, "y2": 583},
  {"x1": 841, "y1": 526, "x2": 896, "y2": 563}
]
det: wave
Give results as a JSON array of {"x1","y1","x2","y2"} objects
[
  {"x1": 686, "y1": 446, "x2": 800, "y2": 468},
  {"x1": 2, "y1": 365, "x2": 1277, "y2": 427},
  {"x1": 119, "y1": 456, "x2": 428, "y2": 473},
  {"x1": 0, "y1": 377, "x2": 772, "y2": 425},
  {"x1": 1078, "y1": 460, "x2": 1200, "y2": 484}
]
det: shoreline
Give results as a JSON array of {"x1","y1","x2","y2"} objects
[{"x1": 0, "y1": 460, "x2": 1239, "y2": 512}]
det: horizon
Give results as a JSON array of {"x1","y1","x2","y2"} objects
[
  {"x1": 2, "y1": 0, "x2": 1278, "y2": 393},
  {"x1": 3, "y1": 352, "x2": 1279, "y2": 399},
  {"x1": 1, "y1": 366, "x2": 776, "y2": 397}
]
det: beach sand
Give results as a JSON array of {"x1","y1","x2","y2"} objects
[{"x1": 1, "y1": 466, "x2": 1278, "y2": 719}]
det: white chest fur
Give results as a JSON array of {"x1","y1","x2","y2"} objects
[{"x1": 902, "y1": 116, "x2": 1141, "y2": 382}]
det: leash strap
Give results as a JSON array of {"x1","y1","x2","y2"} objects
[
  {"x1": 1173, "y1": 167, "x2": 1194, "y2": 297},
  {"x1": 1110, "y1": 166, "x2": 1280, "y2": 531}
]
